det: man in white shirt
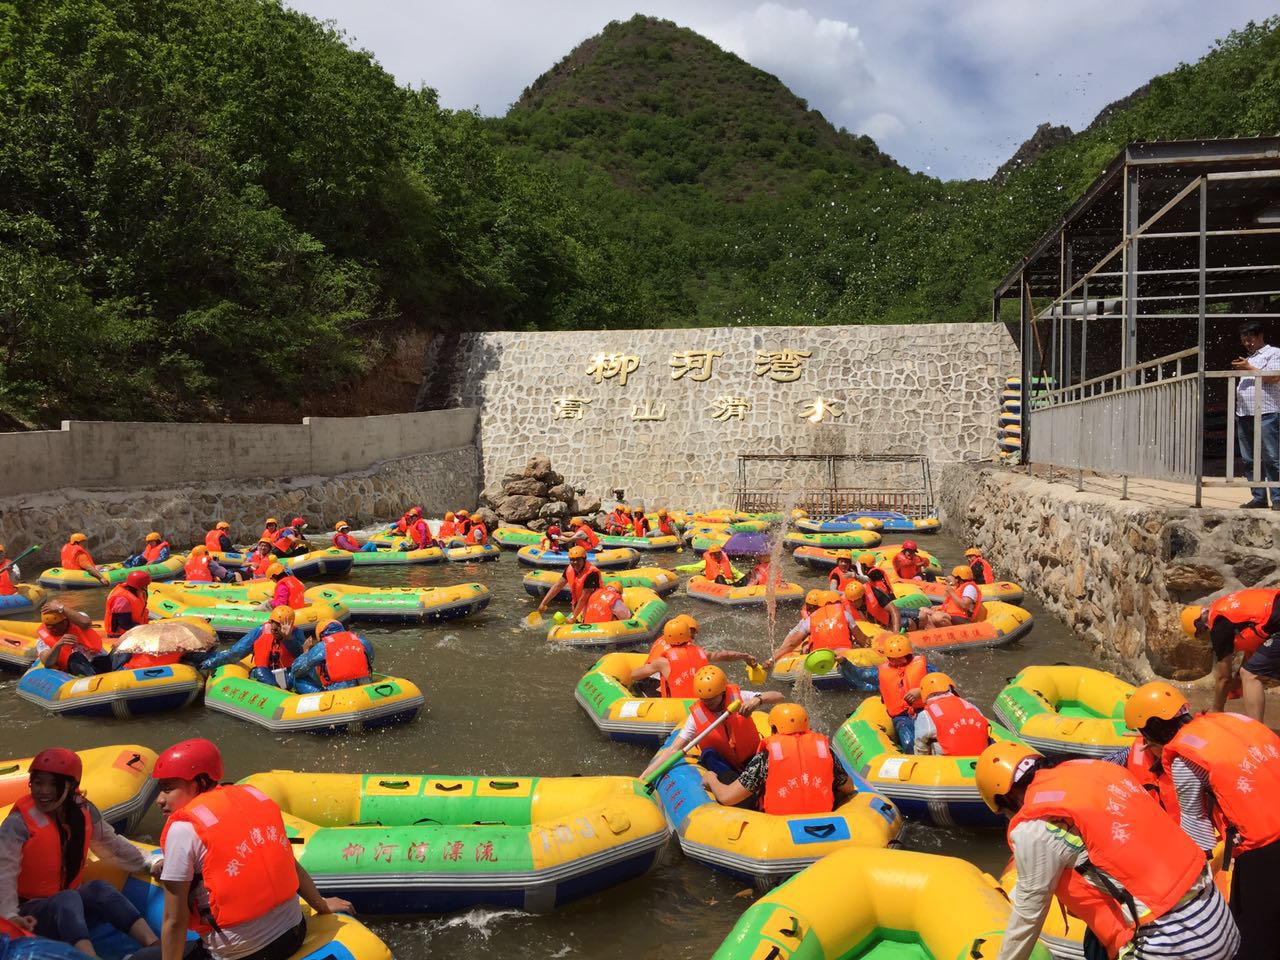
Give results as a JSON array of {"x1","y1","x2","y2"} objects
[{"x1": 1232, "y1": 320, "x2": 1280, "y2": 508}]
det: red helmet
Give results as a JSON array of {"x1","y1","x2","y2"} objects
[
  {"x1": 291, "y1": 517, "x2": 306, "y2": 527},
  {"x1": 154, "y1": 738, "x2": 223, "y2": 782},
  {"x1": 30, "y1": 748, "x2": 82, "y2": 782},
  {"x1": 902, "y1": 540, "x2": 918, "y2": 551},
  {"x1": 126, "y1": 570, "x2": 152, "y2": 590}
]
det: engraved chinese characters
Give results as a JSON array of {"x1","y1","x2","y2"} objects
[{"x1": 669, "y1": 350, "x2": 723, "y2": 381}]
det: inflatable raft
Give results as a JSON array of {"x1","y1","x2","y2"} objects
[
  {"x1": 280, "y1": 548, "x2": 354, "y2": 579},
  {"x1": 0, "y1": 744, "x2": 157, "y2": 833},
  {"x1": 912, "y1": 577, "x2": 1026, "y2": 605},
  {"x1": 994, "y1": 665, "x2": 1135, "y2": 758},
  {"x1": 833, "y1": 696, "x2": 1023, "y2": 828},
  {"x1": 999, "y1": 866, "x2": 1086, "y2": 960},
  {"x1": 575, "y1": 652, "x2": 694, "y2": 744},
  {"x1": 783, "y1": 530, "x2": 882, "y2": 551},
  {"x1": 547, "y1": 587, "x2": 669, "y2": 649},
  {"x1": 685, "y1": 575, "x2": 805, "y2": 606},
  {"x1": 516, "y1": 545, "x2": 639, "y2": 570},
  {"x1": 771, "y1": 645, "x2": 888, "y2": 692},
  {"x1": 17, "y1": 662, "x2": 203, "y2": 717},
  {"x1": 0, "y1": 583, "x2": 46, "y2": 615},
  {"x1": 83, "y1": 851, "x2": 392, "y2": 960},
  {"x1": 242, "y1": 770, "x2": 669, "y2": 914},
  {"x1": 444, "y1": 541, "x2": 500, "y2": 562},
  {"x1": 838, "y1": 510, "x2": 941, "y2": 533},
  {"x1": 793, "y1": 517, "x2": 880, "y2": 534},
  {"x1": 148, "y1": 583, "x2": 349, "y2": 638},
  {"x1": 712, "y1": 846, "x2": 1050, "y2": 960},
  {"x1": 492, "y1": 526, "x2": 542, "y2": 549},
  {"x1": 0, "y1": 618, "x2": 48, "y2": 671},
  {"x1": 39, "y1": 554, "x2": 186, "y2": 590},
  {"x1": 688, "y1": 531, "x2": 733, "y2": 552},
  {"x1": 205, "y1": 662, "x2": 423, "y2": 734},
  {"x1": 523, "y1": 566, "x2": 680, "y2": 600},
  {"x1": 349, "y1": 546, "x2": 444, "y2": 566},
  {"x1": 306, "y1": 582, "x2": 491, "y2": 624},
  {"x1": 653, "y1": 718, "x2": 901, "y2": 889},
  {"x1": 598, "y1": 532, "x2": 680, "y2": 551}
]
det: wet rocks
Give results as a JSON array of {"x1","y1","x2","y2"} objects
[
  {"x1": 497, "y1": 495, "x2": 544, "y2": 524},
  {"x1": 483, "y1": 457, "x2": 599, "y2": 532}
]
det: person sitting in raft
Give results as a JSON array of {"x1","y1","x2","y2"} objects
[
  {"x1": 123, "y1": 532, "x2": 170, "y2": 569},
  {"x1": 332, "y1": 521, "x2": 377, "y2": 553},
  {"x1": 573, "y1": 570, "x2": 631, "y2": 624},
  {"x1": 135, "y1": 739, "x2": 354, "y2": 960},
  {"x1": 566, "y1": 516, "x2": 601, "y2": 550},
  {"x1": 1182, "y1": 587, "x2": 1280, "y2": 723},
  {"x1": 287, "y1": 620, "x2": 373, "y2": 693},
  {"x1": 878, "y1": 636, "x2": 928, "y2": 752},
  {"x1": 630, "y1": 615, "x2": 758, "y2": 698},
  {"x1": 59, "y1": 534, "x2": 108, "y2": 586},
  {"x1": 702, "y1": 704, "x2": 855, "y2": 814},
  {"x1": 452, "y1": 508, "x2": 472, "y2": 539},
  {"x1": 763, "y1": 589, "x2": 873, "y2": 670},
  {"x1": 912, "y1": 672, "x2": 991, "y2": 756},
  {"x1": 266, "y1": 563, "x2": 305, "y2": 610},
  {"x1": 36, "y1": 603, "x2": 111, "y2": 677},
  {"x1": 464, "y1": 513, "x2": 488, "y2": 546},
  {"x1": 827, "y1": 550, "x2": 857, "y2": 592},
  {"x1": 739, "y1": 553, "x2": 776, "y2": 588},
  {"x1": 243, "y1": 540, "x2": 276, "y2": 580},
  {"x1": 182, "y1": 546, "x2": 239, "y2": 584},
  {"x1": 702, "y1": 543, "x2": 735, "y2": 584},
  {"x1": 199, "y1": 606, "x2": 305, "y2": 686},
  {"x1": 436, "y1": 512, "x2": 458, "y2": 541},
  {"x1": 640, "y1": 666, "x2": 781, "y2": 783},
  {"x1": 630, "y1": 505, "x2": 650, "y2": 538},
  {"x1": 915, "y1": 565, "x2": 982, "y2": 630},
  {"x1": 534, "y1": 546, "x2": 599, "y2": 616},
  {"x1": 539, "y1": 525, "x2": 566, "y2": 553},
  {"x1": 203, "y1": 521, "x2": 233, "y2": 554},
  {"x1": 602, "y1": 504, "x2": 626, "y2": 535},
  {"x1": 403, "y1": 509, "x2": 435, "y2": 550},
  {"x1": 964, "y1": 547, "x2": 995, "y2": 584},
  {"x1": 975, "y1": 741, "x2": 1240, "y2": 960},
  {"x1": 259, "y1": 516, "x2": 281, "y2": 545},
  {"x1": 891, "y1": 540, "x2": 935, "y2": 582},
  {"x1": 863, "y1": 568, "x2": 919, "y2": 632},
  {"x1": 0, "y1": 544, "x2": 21, "y2": 596},
  {"x1": 104, "y1": 570, "x2": 151, "y2": 641},
  {"x1": 854, "y1": 551, "x2": 877, "y2": 581},
  {"x1": 649, "y1": 508, "x2": 680, "y2": 538},
  {"x1": 0, "y1": 748, "x2": 159, "y2": 957},
  {"x1": 268, "y1": 519, "x2": 307, "y2": 557}
]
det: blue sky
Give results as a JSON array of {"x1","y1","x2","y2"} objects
[{"x1": 285, "y1": 1, "x2": 1277, "y2": 180}]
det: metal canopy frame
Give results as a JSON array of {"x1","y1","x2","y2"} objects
[{"x1": 733, "y1": 454, "x2": 935, "y2": 519}]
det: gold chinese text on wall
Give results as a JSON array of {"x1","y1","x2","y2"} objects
[
  {"x1": 669, "y1": 350, "x2": 723, "y2": 381},
  {"x1": 754, "y1": 349, "x2": 811, "y2": 383},
  {"x1": 586, "y1": 353, "x2": 641, "y2": 385}
]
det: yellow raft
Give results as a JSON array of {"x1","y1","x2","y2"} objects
[
  {"x1": 713, "y1": 847, "x2": 1052, "y2": 959},
  {"x1": 172, "y1": 580, "x2": 491, "y2": 624},
  {"x1": 522, "y1": 566, "x2": 680, "y2": 600},
  {"x1": 38, "y1": 554, "x2": 186, "y2": 589},
  {"x1": 0, "y1": 618, "x2": 52, "y2": 671},
  {"x1": 993, "y1": 665, "x2": 1136, "y2": 758},
  {"x1": 1, "y1": 744, "x2": 156, "y2": 833},
  {"x1": 148, "y1": 582, "x2": 348, "y2": 637},
  {"x1": 18, "y1": 661, "x2": 204, "y2": 718},
  {"x1": 546, "y1": 586, "x2": 669, "y2": 649},
  {"x1": 911, "y1": 577, "x2": 1026, "y2": 605},
  {"x1": 685, "y1": 575, "x2": 805, "y2": 606},
  {"x1": 0, "y1": 582, "x2": 46, "y2": 616},
  {"x1": 574, "y1": 652, "x2": 694, "y2": 744}
]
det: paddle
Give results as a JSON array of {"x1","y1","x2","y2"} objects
[
  {"x1": 0, "y1": 545, "x2": 39, "y2": 573},
  {"x1": 642, "y1": 699, "x2": 742, "y2": 792}
]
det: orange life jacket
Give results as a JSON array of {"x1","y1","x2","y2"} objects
[
  {"x1": 689, "y1": 685, "x2": 760, "y2": 769},
  {"x1": 120, "y1": 652, "x2": 183, "y2": 669},
  {"x1": 1124, "y1": 738, "x2": 1179, "y2": 817},
  {"x1": 270, "y1": 533, "x2": 297, "y2": 555},
  {"x1": 564, "y1": 562, "x2": 600, "y2": 605},
  {"x1": 577, "y1": 527, "x2": 601, "y2": 549},
  {"x1": 892, "y1": 552, "x2": 928, "y2": 580},
  {"x1": 259, "y1": 527, "x2": 279, "y2": 544},
  {"x1": 703, "y1": 551, "x2": 733, "y2": 580},
  {"x1": 941, "y1": 582, "x2": 981, "y2": 622},
  {"x1": 333, "y1": 532, "x2": 361, "y2": 551},
  {"x1": 105, "y1": 585, "x2": 150, "y2": 639},
  {"x1": 394, "y1": 516, "x2": 410, "y2": 535},
  {"x1": 0, "y1": 916, "x2": 31, "y2": 939},
  {"x1": 656, "y1": 517, "x2": 677, "y2": 536},
  {"x1": 247, "y1": 551, "x2": 273, "y2": 579},
  {"x1": 437, "y1": 520, "x2": 457, "y2": 539},
  {"x1": 185, "y1": 553, "x2": 214, "y2": 582},
  {"x1": 659, "y1": 644, "x2": 709, "y2": 698},
  {"x1": 809, "y1": 604, "x2": 852, "y2": 651},
  {"x1": 1163, "y1": 712, "x2": 1280, "y2": 853},
  {"x1": 204, "y1": 529, "x2": 228, "y2": 551},
  {"x1": 275, "y1": 575, "x2": 305, "y2": 609},
  {"x1": 922, "y1": 694, "x2": 990, "y2": 755},
  {"x1": 970, "y1": 557, "x2": 995, "y2": 584},
  {"x1": 160, "y1": 785, "x2": 299, "y2": 934},
  {"x1": 0, "y1": 567, "x2": 13, "y2": 596},
  {"x1": 760, "y1": 732, "x2": 836, "y2": 815},
  {"x1": 582, "y1": 586, "x2": 625, "y2": 624},
  {"x1": 60, "y1": 543, "x2": 93, "y2": 572},
  {"x1": 878, "y1": 655, "x2": 929, "y2": 717},
  {"x1": 829, "y1": 566, "x2": 856, "y2": 592},
  {"x1": 645, "y1": 637, "x2": 672, "y2": 664},
  {"x1": 316, "y1": 631, "x2": 370, "y2": 687},
  {"x1": 864, "y1": 581, "x2": 895, "y2": 628},
  {"x1": 38, "y1": 623, "x2": 105, "y2": 671},
  {"x1": 631, "y1": 515, "x2": 647, "y2": 537},
  {"x1": 747, "y1": 563, "x2": 773, "y2": 587},
  {"x1": 606, "y1": 511, "x2": 626, "y2": 531},
  {"x1": 15, "y1": 794, "x2": 91, "y2": 900},
  {"x1": 1009, "y1": 761, "x2": 1206, "y2": 957},
  {"x1": 142, "y1": 541, "x2": 169, "y2": 563},
  {"x1": 1206, "y1": 589, "x2": 1280, "y2": 656},
  {"x1": 252, "y1": 626, "x2": 296, "y2": 671},
  {"x1": 466, "y1": 522, "x2": 487, "y2": 545},
  {"x1": 408, "y1": 519, "x2": 432, "y2": 549}
]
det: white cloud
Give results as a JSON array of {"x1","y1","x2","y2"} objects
[{"x1": 858, "y1": 111, "x2": 905, "y2": 143}]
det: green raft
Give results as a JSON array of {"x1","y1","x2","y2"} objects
[{"x1": 782, "y1": 530, "x2": 882, "y2": 550}]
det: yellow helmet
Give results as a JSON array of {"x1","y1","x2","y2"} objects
[
  {"x1": 857, "y1": 552, "x2": 875, "y2": 566},
  {"x1": 693, "y1": 665, "x2": 727, "y2": 700},
  {"x1": 40, "y1": 604, "x2": 69, "y2": 625},
  {"x1": 951, "y1": 565, "x2": 974, "y2": 581},
  {"x1": 662, "y1": 618, "x2": 694, "y2": 646},
  {"x1": 571, "y1": 517, "x2": 584, "y2": 526},
  {"x1": 266, "y1": 562, "x2": 286, "y2": 578},
  {"x1": 844, "y1": 581, "x2": 865, "y2": 604},
  {"x1": 975, "y1": 741, "x2": 1040, "y2": 813},
  {"x1": 568, "y1": 546, "x2": 587, "y2": 560},
  {"x1": 835, "y1": 550, "x2": 853, "y2": 561},
  {"x1": 269, "y1": 606, "x2": 296, "y2": 626},
  {"x1": 770, "y1": 703, "x2": 810, "y2": 735},
  {"x1": 964, "y1": 548, "x2": 982, "y2": 557},
  {"x1": 265, "y1": 517, "x2": 279, "y2": 525},
  {"x1": 145, "y1": 531, "x2": 162, "y2": 542},
  {"x1": 189, "y1": 545, "x2": 208, "y2": 557},
  {"x1": 215, "y1": 521, "x2": 231, "y2": 530},
  {"x1": 69, "y1": 532, "x2": 88, "y2": 543},
  {"x1": 791, "y1": 508, "x2": 808, "y2": 518},
  {"x1": 883, "y1": 636, "x2": 913, "y2": 660},
  {"x1": 919, "y1": 672, "x2": 955, "y2": 700},
  {"x1": 1180, "y1": 605, "x2": 1205, "y2": 637},
  {"x1": 657, "y1": 509, "x2": 668, "y2": 517},
  {"x1": 1124, "y1": 682, "x2": 1189, "y2": 733},
  {"x1": 619, "y1": 505, "x2": 631, "y2": 514},
  {"x1": 805, "y1": 589, "x2": 840, "y2": 608},
  {"x1": 444, "y1": 511, "x2": 455, "y2": 521},
  {"x1": 314, "y1": 618, "x2": 342, "y2": 641}
]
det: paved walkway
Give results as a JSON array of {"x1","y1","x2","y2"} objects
[{"x1": 1024, "y1": 464, "x2": 1280, "y2": 513}]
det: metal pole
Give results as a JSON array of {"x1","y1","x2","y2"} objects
[
  {"x1": 1021, "y1": 268, "x2": 1031, "y2": 464},
  {"x1": 1195, "y1": 177, "x2": 1207, "y2": 508},
  {"x1": 1125, "y1": 164, "x2": 1141, "y2": 385},
  {"x1": 1064, "y1": 244, "x2": 1074, "y2": 389}
]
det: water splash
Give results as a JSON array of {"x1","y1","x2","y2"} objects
[
  {"x1": 762, "y1": 488, "x2": 804, "y2": 657},
  {"x1": 422, "y1": 908, "x2": 528, "y2": 940}
]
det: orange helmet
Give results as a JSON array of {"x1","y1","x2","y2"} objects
[
  {"x1": 266, "y1": 562, "x2": 286, "y2": 578},
  {"x1": 189, "y1": 545, "x2": 208, "y2": 557},
  {"x1": 657, "y1": 509, "x2": 668, "y2": 517},
  {"x1": 951, "y1": 565, "x2": 974, "y2": 581},
  {"x1": 335, "y1": 521, "x2": 350, "y2": 531},
  {"x1": 457, "y1": 509, "x2": 470, "y2": 518},
  {"x1": 1124, "y1": 682, "x2": 1189, "y2": 733},
  {"x1": 215, "y1": 521, "x2": 231, "y2": 531},
  {"x1": 265, "y1": 517, "x2": 279, "y2": 526},
  {"x1": 145, "y1": 532, "x2": 162, "y2": 542},
  {"x1": 920, "y1": 672, "x2": 955, "y2": 700},
  {"x1": 568, "y1": 546, "x2": 587, "y2": 560},
  {"x1": 269, "y1": 606, "x2": 295, "y2": 626},
  {"x1": 444, "y1": 512, "x2": 455, "y2": 521},
  {"x1": 314, "y1": 618, "x2": 342, "y2": 641},
  {"x1": 857, "y1": 552, "x2": 876, "y2": 566},
  {"x1": 693, "y1": 665, "x2": 727, "y2": 699},
  {"x1": 69, "y1": 533, "x2": 88, "y2": 543},
  {"x1": 1180, "y1": 606, "x2": 1206, "y2": 638},
  {"x1": 844, "y1": 581, "x2": 865, "y2": 604},
  {"x1": 770, "y1": 703, "x2": 810, "y2": 735},
  {"x1": 976, "y1": 742, "x2": 1040, "y2": 813},
  {"x1": 964, "y1": 548, "x2": 982, "y2": 558},
  {"x1": 662, "y1": 618, "x2": 694, "y2": 646},
  {"x1": 835, "y1": 550, "x2": 852, "y2": 561},
  {"x1": 883, "y1": 636, "x2": 913, "y2": 660}
]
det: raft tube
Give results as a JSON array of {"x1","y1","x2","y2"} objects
[
  {"x1": 782, "y1": 530, "x2": 882, "y2": 551},
  {"x1": 148, "y1": 583, "x2": 349, "y2": 638},
  {"x1": 516, "y1": 545, "x2": 639, "y2": 570},
  {"x1": 597, "y1": 533, "x2": 680, "y2": 551},
  {"x1": 491, "y1": 526, "x2": 542, "y2": 549},
  {"x1": 903, "y1": 600, "x2": 1035, "y2": 654},
  {"x1": 654, "y1": 718, "x2": 901, "y2": 889},
  {"x1": 280, "y1": 549, "x2": 354, "y2": 579},
  {"x1": 243, "y1": 770, "x2": 669, "y2": 914},
  {"x1": 575, "y1": 652, "x2": 693, "y2": 744},
  {"x1": 833, "y1": 696, "x2": 1024, "y2": 828},
  {"x1": 38, "y1": 554, "x2": 186, "y2": 590},
  {"x1": 0, "y1": 744, "x2": 157, "y2": 834},
  {"x1": 443, "y1": 542, "x2": 500, "y2": 562},
  {"x1": 836, "y1": 510, "x2": 941, "y2": 533},
  {"x1": 349, "y1": 546, "x2": 444, "y2": 566},
  {"x1": 205, "y1": 662, "x2": 423, "y2": 734},
  {"x1": 685, "y1": 575, "x2": 805, "y2": 606},
  {"x1": 770, "y1": 645, "x2": 888, "y2": 692},
  {"x1": 712, "y1": 846, "x2": 1051, "y2": 960},
  {"x1": 523, "y1": 567, "x2": 680, "y2": 600},
  {"x1": 688, "y1": 531, "x2": 733, "y2": 553},
  {"x1": 305, "y1": 583, "x2": 491, "y2": 624},
  {"x1": 0, "y1": 618, "x2": 50, "y2": 671},
  {"x1": 17, "y1": 662, "x2": 203, "y2": 717},
  {"x1": 546, "y1": 587, "x2": 668, "y2": 649},
  {"x1": 993, "y1": 665, "x2": 1135, "y2": 758},
  {"x1": 793, "y1": 517, "x2": 881, "y2": 533},
  {"x1": 82, "y1": 851, "x2": 392, "y2": 960},
  {"x1": 0, "y1": 583, "x2": 46, "y2": 615},
  {"x1": 911, "y1": 577, "x2": 1026, "y2": 605}
]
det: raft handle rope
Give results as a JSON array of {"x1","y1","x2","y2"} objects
[
  {"x1": 969, "y1": 939, "x2": 986, "y2": 959},
  {"x1": 778, "y1": 916, "x2": 801, "y2": 939},
  {"x1": 0, "y1": 764, "x2": 18, "y2": 775},
  {"x1": 801, "y1": 823, "x2": 837, "y2": 839},
  {"x1": 371, "y1": 684, "x2": 395, "y2": 698},
  {"x1": 488, "y1": 780, "x2": 522, "y2": 790},
  {"x1": 376, "y1": 780, "x2": 411, "y2": 790},
  {"x1": 126, "y1": 752, "x2": 144, "y2": 770},
  {"x1": 412, "y1": 818, "x2": 443, "y2": 826},
  {"x1": 431, "y1": 782, "x2": 465, "y2": 792}
]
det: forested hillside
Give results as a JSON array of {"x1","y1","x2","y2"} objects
[{"x1": 3, "y1": 4, "x2": 1279, "y2": 426}]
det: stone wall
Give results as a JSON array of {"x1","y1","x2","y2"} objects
[
  {"x1": 937, "y1": 462, "x2": 1280, "y2": 682},
  {"x1": 431, "y1": 324, "x2": 1019, "y2": 506},
  {"x1": 0, "y1": 446, "x2": 480, "y2": 570}
]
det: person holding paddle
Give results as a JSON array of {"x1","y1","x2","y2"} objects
[
  {"x1": 0, "y1": 544, "x2": 34, "y2": 596},
  {"x1": 535, "y1": 547, "x2": 599, "y2": 618}
]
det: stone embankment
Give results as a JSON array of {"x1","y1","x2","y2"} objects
[
  {"x1": 938, "y1": 463, "x2": 1280, "y2": 682},
  {"x1": 479, "y1": 455, "x2": 604, "y2": 531}
]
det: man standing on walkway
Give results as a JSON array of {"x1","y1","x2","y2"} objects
[{"x1": 1232, "y1": 319, "x2": 1280, "y2": 508}]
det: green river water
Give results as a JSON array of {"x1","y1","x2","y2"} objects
[{"x1": 0, "y1": 529, "x2": 1097, "y2": 958}]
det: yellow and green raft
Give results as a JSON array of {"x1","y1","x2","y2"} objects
[
  {"x1": 783, "y1": 530, "x2": 882, "y2": 550},
  {"x1": 1, "y1": 744, "x2": 157, "y2": 833},
  {"x1": 574, "y1": 652, "x2": 694, "y2": 744},
  {"x1": 686, "y1": 575, "x2": 805, "y2": 606},
  {"x1": 523, "y1": 566, "x2": 680, "y2": 599},
  {"x1": 169, "y1": 580, "x2": 490, "y2": 624},
  {"x1": 38, "y1": 554, "x2": 186, "y2": 590},
  {"x1": 147, "y1": 582, "x2": 349, "y2": 637},
  {"x1": 994, "y1": 665, "x2": 1136, "y2": 758},
  {"x1": 546, "y1": 586, "x2": 669, "y2": 649}
]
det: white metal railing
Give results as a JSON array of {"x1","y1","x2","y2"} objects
[{"x1": 1204, "y1": 368, "x2": 1280, "y2": 494}]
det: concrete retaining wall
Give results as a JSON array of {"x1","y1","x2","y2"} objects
[{"x1": 0, "y1": 409, "x2": 479, "y2": 496}]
